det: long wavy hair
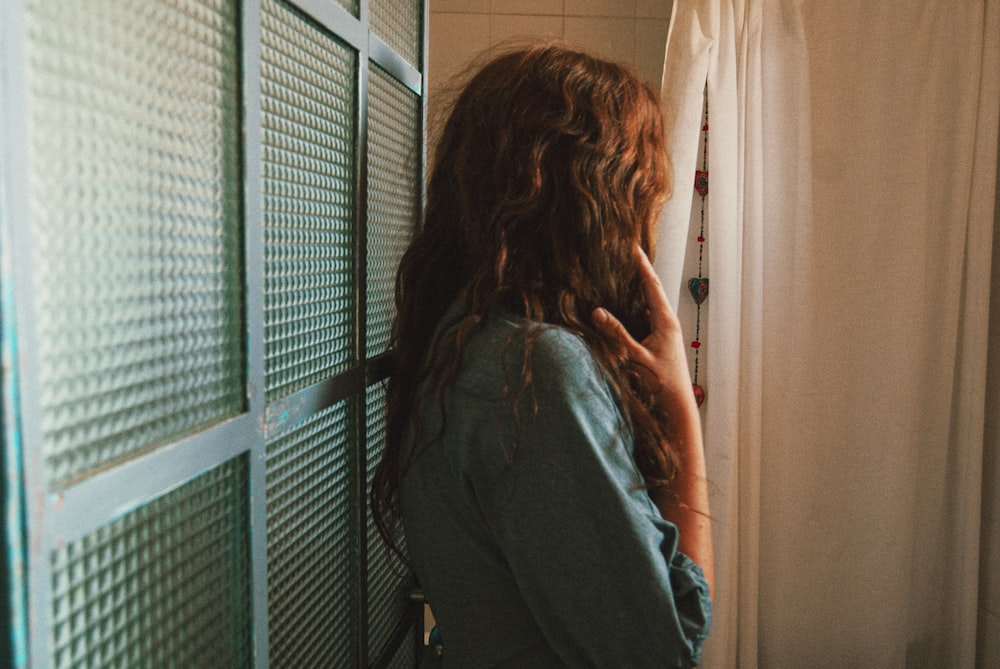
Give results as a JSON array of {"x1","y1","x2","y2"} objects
[{"x1": 372, "y1": 42, "x2": 676, "y2": 548}]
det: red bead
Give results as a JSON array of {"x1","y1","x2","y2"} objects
[
  {"x1": 697, "y1": 236, "x2": 705, "y2": 242},
  {"x1": 692, "y1": 383, "x2": 706, "y2": 407},
  {"x1": 691, "y1": 341, "x2": 701, "y2": 349}
]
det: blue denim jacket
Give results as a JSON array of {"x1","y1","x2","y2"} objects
[{"x1": 400, "y1": 312, "x2": 712, "y2": 667}]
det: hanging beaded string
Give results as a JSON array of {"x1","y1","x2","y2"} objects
[{"x1": 688, "y1": 88, "x2": 709, "y2": 408}]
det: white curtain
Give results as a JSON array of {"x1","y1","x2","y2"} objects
[{"x1": 655, "y1": 1, "x2": 1000, "y2": 667}]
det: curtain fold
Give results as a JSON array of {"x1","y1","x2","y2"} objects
[{"x1": 658, "y1": 2, "x2": 999, "y2": 666}]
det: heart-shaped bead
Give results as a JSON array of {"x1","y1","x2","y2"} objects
[
  {"x1": 688, "y1": 277, "x2": 709, "y2": 305},
  {"x1": 695, "y1": 170, "x2": 709, "y2": 197}
]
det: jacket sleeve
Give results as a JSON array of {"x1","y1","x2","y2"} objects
[{"x1": 479, "y1": 327, "x2": 712, "y2": 668}]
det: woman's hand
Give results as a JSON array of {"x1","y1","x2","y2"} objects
[
  {"x1": 590, "y1": 246, "x2": 699, "y2": 422},
  {"x1": 591, "y1": 246, "x2": 714, "y2": 596}
]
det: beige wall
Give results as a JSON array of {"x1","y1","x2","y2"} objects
[{"x1": 428, "y1": 0, "x2": 673, "y2": 101}]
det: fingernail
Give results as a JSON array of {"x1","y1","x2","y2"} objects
[{"x1": 593, "y1": 308, "x2": 607, "y2": 324}]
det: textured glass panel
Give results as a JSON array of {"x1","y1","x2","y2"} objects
[
  {"x1": 334, "y1": 0, "x2": 358, "y2": 16},
  {"x1": 385, "y1": 627, "x2": 417, "y2": 669},
  {"x1": 365, "y1": 383, "x2": 411, "y2": 662},
  {"x1": 266, "y1": 399, "x2": 356, "y2": 667},
  {"x1": 26, "y1": 0, "x2": 245, "y2": 487},
  {"x1": 262, "y1": 0, "x2": 358, "y2": 403},
  {"x1": 370, "y1": 0, "x2": 423, "y2": 69},
  {"x1": 49, "y1": 456, "x2": 252, "y2": 668},
  {"x1": 366, "y1": 66, "x2": 420, "y2": 358}
]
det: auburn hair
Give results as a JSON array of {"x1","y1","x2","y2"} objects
[{"x1": 372, "y1": 42, "x2": 676, "y2": 548}]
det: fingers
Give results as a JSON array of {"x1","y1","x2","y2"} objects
[
  {"x1": 592, "y1": 245, "x2": 678, "y2": 354},
  {"x1": 591, "y1": 307, "x2": 643, "y2": 357},
  {"x1": 635, "y1": 246, "x2": 678, "y2": 331},
  {"x1": 592, "y1": 305, "x2": 664, "y2": 399}
]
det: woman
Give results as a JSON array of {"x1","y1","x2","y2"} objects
[{"x1": 372, "y1": 42, "x2": 713, "y2": 667}]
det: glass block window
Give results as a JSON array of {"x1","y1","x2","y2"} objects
[
  {"x1": 266, "y1": 400, "x2": 356, "y2": 666},
  {"x1": 385, "y1": 628, "x2": 418, "y2": 669},
  {"x1": 261, "y1": 0, "x2": 358, "y2": 403},
  {"x1": 335, "y1": 0, "x2": 358, "y2": 16},
  {"x1": 26, "y1": 0, "x2": 245, "y2": 489},
  {"x1": 49, "y1": 456, "x2": 252, "y2": 669},
  {"x1": 365, "y1": 383, "x2": 410, "y2": 662},
  {"x1": 370, "y1": 0, "x2": 423, "y2": 69},
  {"x1": 366, "y1": 65, "x2": 421, "y2": 358},
  {"x1": 3, "y1": 0, "x2": 426, "y2": 666}
]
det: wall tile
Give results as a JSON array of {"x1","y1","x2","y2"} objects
[
  {"x1": 637, "y1": 0, "x2": 672, "y2": 19},
  {"x1": 565, "y1": 0, "x2": 635, "y2": 18},
  {"x1": 428, "y1": 0, "x2": 675, "y2": 162},
  {"x1": 564, "y1": 16, "x2": 634, "y2": 65},
  {"x1": 425, "y1": 89, "x2": 449, "y2": 169},
  {"x1": 431, "y1": 0, "x2": 491, "y2": 13},
  {"x1": 492, "y1": 0, "x2": 564, "y2": 15},
  {"x1": 491, "y1": 14, "x2": 564, "y2": 46},
  {"x1": 634, "y1": 18, "x2": 669, "y2": 89},
  {"x1": 428, "y1": 13, "x2": 490, "y2": 90}
]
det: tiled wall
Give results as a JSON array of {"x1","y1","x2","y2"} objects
[{"x1": 428, "y1": 0, "x2": 673, "y2": 102}]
